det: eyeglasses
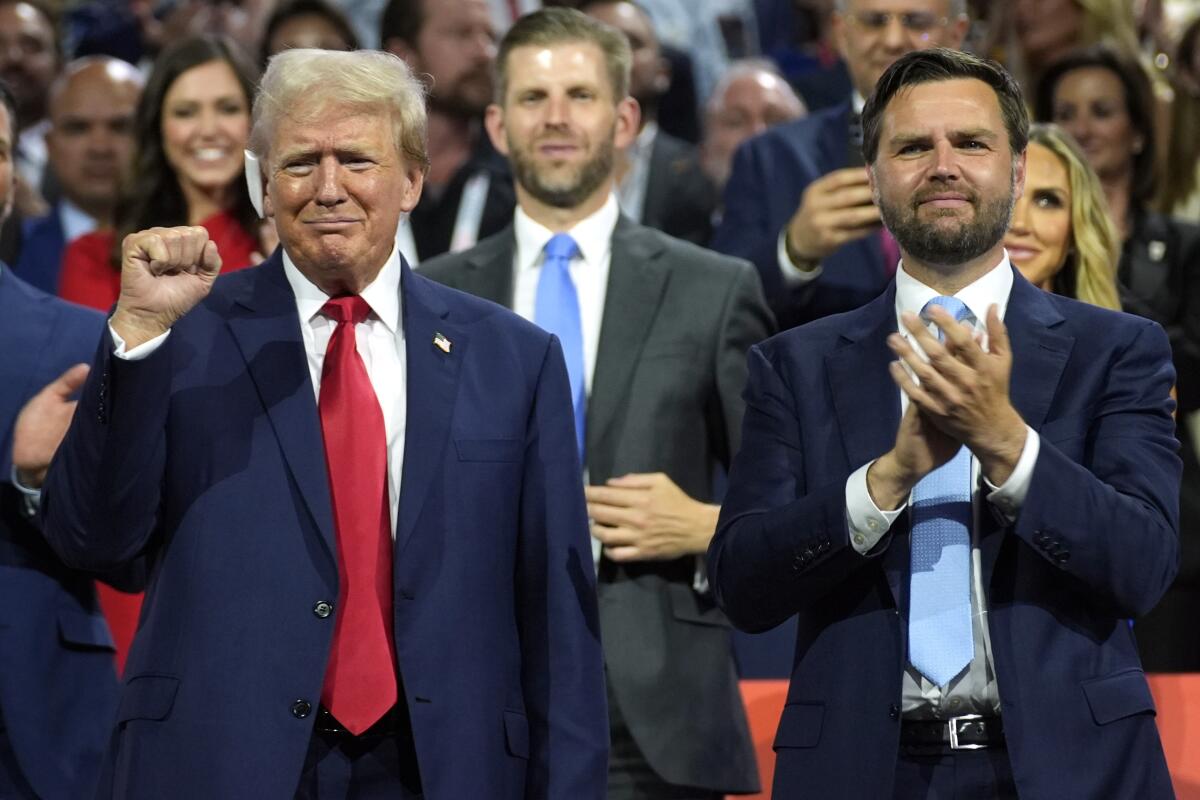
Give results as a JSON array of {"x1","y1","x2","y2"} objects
[{"x1": 846, "y1": 11, "x2": 950, "y2": 34}]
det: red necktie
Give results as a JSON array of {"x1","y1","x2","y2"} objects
[{"x1": 317, "y1": 296, "x2": 397, "y2": 735}]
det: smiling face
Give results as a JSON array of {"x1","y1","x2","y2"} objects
[
  {"x1": 160, "y1": 60, "x2": 250, "y2": 211},
  {"x1": 1050, "y1": 66, "x2": 1140, "y2": 183},
  {"x1": 265, "y1": 104, "x2": 423, "y2": 295},
  {"x1": 869, "y1": 77, "x2": 1024, "y2": 273},
  {"x1": 486, "y1": 40, "x2": 637, "y2": 219},
  {"x1": 1004, "y1": 141, "x2": 1072, "y2": 289},
  {"x1": 832, "y1": 0, "x2": 967, "y2": 98}
]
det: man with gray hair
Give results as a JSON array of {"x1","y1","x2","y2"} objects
[{"x1": 40, "y1": 47, "x2": 608, "y2": 799}]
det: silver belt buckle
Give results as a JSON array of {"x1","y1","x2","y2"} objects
[{"x1": 948, "y1": 713, "x2": 986, "y2": 750}]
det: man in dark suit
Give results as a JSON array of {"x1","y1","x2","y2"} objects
[
  {"x1": 13, "y1": 56, "x2": 141, "y2": 293},
  {"x1": 421, "y1": 9, "x2": 770, "y2": 798},
  {"x1": 710, "y1": 0, "x2": 967, "y2": 330},
  {"x1": 0, "y1": 80, "x2": 120, "y2": 799},
  {"x1": 709, "y1": 49, "x2": 1179, "y2": 799},
  {"x1": 41, "y1": 48, "x2": 607, "y2": 799},
  {"x1": 581, "y1": 0, "x2": 717, "y2": 245}
]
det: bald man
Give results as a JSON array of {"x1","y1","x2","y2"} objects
[
  {"x1": 701, "y1": 60, "x2": 806, "y2": 191},
  {"x1": 13, "y1": 56, "x2": 142, "y2": 293}
]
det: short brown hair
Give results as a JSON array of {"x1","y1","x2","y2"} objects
[
  {"x1": 861, "y1": 47, "x2": 1029, "y2": 164},
  {"x1": 494, "y1": 7, "x2": 631, "y2": 104}
]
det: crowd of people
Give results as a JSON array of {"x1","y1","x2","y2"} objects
[{"x1": 1, "y1": 0, "x2": 1198, "y2": 798}]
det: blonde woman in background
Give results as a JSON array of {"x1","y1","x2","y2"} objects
[{"x1": 1004, "y1": 123, "x2": 1122, "y2": 310}]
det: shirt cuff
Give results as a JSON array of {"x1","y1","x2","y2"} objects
[
  {"x1": 984, "y1": 425, "x2": 1040, "y2": 521},
  {"x1": 777, "y1": 230, "x2": 823, "y2": 284},
  {"x1": 693, "y1": 555, "x2": 710, "y2": 595},
  {"x1": 10, "y1": 464, "x2": 41, "y2": 517},
  {"x1": 846, "y1": 460, "x2": 905, "y2": 553},
  {"x1": 110, "y1": 321, "x2": 170, "y2": 360}
]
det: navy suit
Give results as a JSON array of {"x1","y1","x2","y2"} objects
[
  {"x1": 709, "y1": 271, "x2": 1179, "y2": 798},
  {"x1": 0, "y1": 268, "x2": 119, "y2": 799},
  {"x1": 710, "y1": 101, "x2": 890, "y2": 330},
  {"x1": 41, "y1": 253, "x2": 608, "y2": 799},
  {"x1": 13, "y1": 207, "x2": 68, "y2": 295}
]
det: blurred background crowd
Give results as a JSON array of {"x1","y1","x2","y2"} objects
[{"x1": 5, "y1": 0, "x2": 1200, "y2": 677}]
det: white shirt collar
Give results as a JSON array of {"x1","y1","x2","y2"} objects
[
  {"x1": 895, "y1": 253, "x2": 1014, "y2": 328},
  {"x1": 514, "y1": 192, "x2": 620, "y2": 272},
  {"x1": 58, "y1": 198, "x2": 98, "y2": 243},
  {"x1": 281, "y1": 242, "x2": 403, "y2": 334}
]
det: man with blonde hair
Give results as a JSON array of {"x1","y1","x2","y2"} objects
[{"x1": 41, "y1": 47, "x2": 608, "y2": 800}]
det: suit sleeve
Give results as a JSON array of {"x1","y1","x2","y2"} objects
[
  {"x1": 707, "y1": 344, "x2": 892, "y2": 632},
  {"x1": 712, "y1": 261, "x2": 775, "y2": 463},
  {"x1": 40, "y1": 337, "x2": 170, "y2": 572},
  {"x1": 515, "y1": 333, "x2": 608, "y2": 800},
  {"x1": 1014, "y1": 319, "x2": 1181, "y2": 618}
]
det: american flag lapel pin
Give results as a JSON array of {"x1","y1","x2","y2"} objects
[{"x1": 433, "y1": 331, "x2": 452, "y2": 354}]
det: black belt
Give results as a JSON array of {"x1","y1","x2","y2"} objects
[
  {"x1": 314, "y1": 705, "x2": 408, "y2": 739},
  {"x1": 900, "y1": 715, "x2": 1005, "y2": 752}
]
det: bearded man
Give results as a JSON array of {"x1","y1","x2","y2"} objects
[
  {"x1": 421, "y1": 8, "x2": 772, "y2": 799},
  {"x1": 709, "y1": 47, "x2": 1178, "y2": 800}
]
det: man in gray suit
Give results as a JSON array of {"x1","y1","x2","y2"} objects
[{"x1": 421, "y1": 8, "x2": 771, "y2": 798}]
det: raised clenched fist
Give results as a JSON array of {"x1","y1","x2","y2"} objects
[{"x1": 111, "y1": 226, "x2": 223, "y2": 349}]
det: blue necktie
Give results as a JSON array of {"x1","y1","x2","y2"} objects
[
  {"x1": 908, "y1": 295, "x2": 974, "y2": 687},
  {"x1": 535, "y1": 233, "x2": 586, "y2": 460}
]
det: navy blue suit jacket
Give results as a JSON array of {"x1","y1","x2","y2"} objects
[
  {"x1": 41, "y1": 253, "x2": 608, "y2": 799},
  {"x1": 710, "y1": 102, "x2": 890, "y2": 330},
  {"x1": 709, "y1": 272, "x2": 1179, "y2": 798},
  {"x1": 13, "y1": 207, "x2": 67, "y2": 295},
  {"x1": 0, "y1": 268, "x2": 118, "y2": 799}
]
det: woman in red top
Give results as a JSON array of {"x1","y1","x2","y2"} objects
[{"x1": 59, "y1": 36, "x2": 268, "y2": 311}]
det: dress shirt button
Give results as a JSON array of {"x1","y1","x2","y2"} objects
[
  {"x1": 867, "y1": 518, "x2": 879, "y2": 531},
  {"x1": 313, "y1": 601, "x2": 333, "y2": 619},
  {"x1": 949, "y1": 698, "x2": 962, "y2": 709},
  {"x1": 853, "y1": 534, "x2": 866, "y2": 546},
  {"x1": 291, "y1": 699, "x2": 312, "y2": 719}
]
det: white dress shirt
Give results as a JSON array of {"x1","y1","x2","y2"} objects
[
  {"x1": 511, "y1": 192, "x2": 618, "y2": 395},
  {"x1": 59, "y1": 198, "x2": 99, "y2": 244},
  {"x1": 843, "y1": 256, "x2": 1041, "y2": 717},
  {"x1": 111, "y1": 245, "x2": 409, "y2": 537}
]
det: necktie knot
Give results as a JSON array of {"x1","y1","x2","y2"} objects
[
  {"x1": 920, "y1": 295, "x2": 971, "y2": 325},
  {"x1": 544, "y1": 232, "x2": 580, "y2": 265},
  {"x1": 322, "y1": 295, "x2": 372, "y2": 325}
]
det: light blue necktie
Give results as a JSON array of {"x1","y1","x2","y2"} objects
[
  {"x1": 908, "y1": 295, "x2": 974, "y2": 687},
  {"x1": 535, "y1": 233, "x2": 586, "y2": 460}
]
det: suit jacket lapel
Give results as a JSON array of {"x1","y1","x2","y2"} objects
[
  {"x1": 824, "y1": 285, "x2": 905, "y2": 603},
  {"x1": 586, "y1": 217, "x2": 670, "y2": 467},
  {"x1": 396, "y1": 260, "x2": 465, "y2": 558},
  {"x1": 225, "y1": 255, "x2": 337, "y2": 563},
  {"x1": 458, "y1": 228, "x2": 515, "y2": 306}
]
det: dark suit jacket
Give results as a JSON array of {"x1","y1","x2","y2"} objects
[
  {"x1": 1117, "y1": 209, "x2": 1200, "y2": 671},
  {"x1": 41, "y1": 254, "x2": 608, "y2": 799},
  {"x1": 420, "y1": 217, "x2": 771, "y2": 792},
  {"x1": 710, "y1": 101, "x2": 890, "y2": 330},
  {"x1": 0, "y1": 268, "x2": 119, "y2": 799},
  {"x1": 641, "y1": 130, "x2": 717, "y2": 246},
  {"x1": 709, "y1": 271, "x2": 1179, "y2": 798},
  {"x1": 13, "y1": 207, "x2": 67, "y2": 295}
]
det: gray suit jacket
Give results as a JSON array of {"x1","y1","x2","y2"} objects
[{"x1": 421, "y1": 216, "x2": 771, "y2": 792}]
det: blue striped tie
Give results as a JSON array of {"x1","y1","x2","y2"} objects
[
  {"x1": 535, "y1": 233, "x2": 586, "y2": 460},
  {"x1": 908, "y1": 295, "x2": 974, "y2": 687}
]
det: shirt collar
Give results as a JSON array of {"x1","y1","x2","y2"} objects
[
  {"x1": 58, "y1": 198, "x2": 98, "y2": 243},
  {"x1": 282, "y1": 242, "x2": 403, "y2": 334},
  {"x1": 895, "y1": 253, "x2": 1014, "y2": 328},
  {"x1": 514, "y1": 192, "x2": 620, "y2": 272}
]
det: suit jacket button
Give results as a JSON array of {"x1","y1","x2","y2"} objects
[
  {"x1": 313, "y1": 601, "x2": 333, "y2": 619},
  {"x1": 292, "y1": 699, "x2": 312, "y2": 719},
  {"x1": 889, "y1": 704, "x2": 900, "y2": 720}
]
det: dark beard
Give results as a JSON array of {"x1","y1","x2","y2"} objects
[
  {"x1": 881, "y1": 186, "x2": 1014, "y2": 268},
  {"x1": 509, "y1": 137, "x2": 614, "y2": 209}
]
